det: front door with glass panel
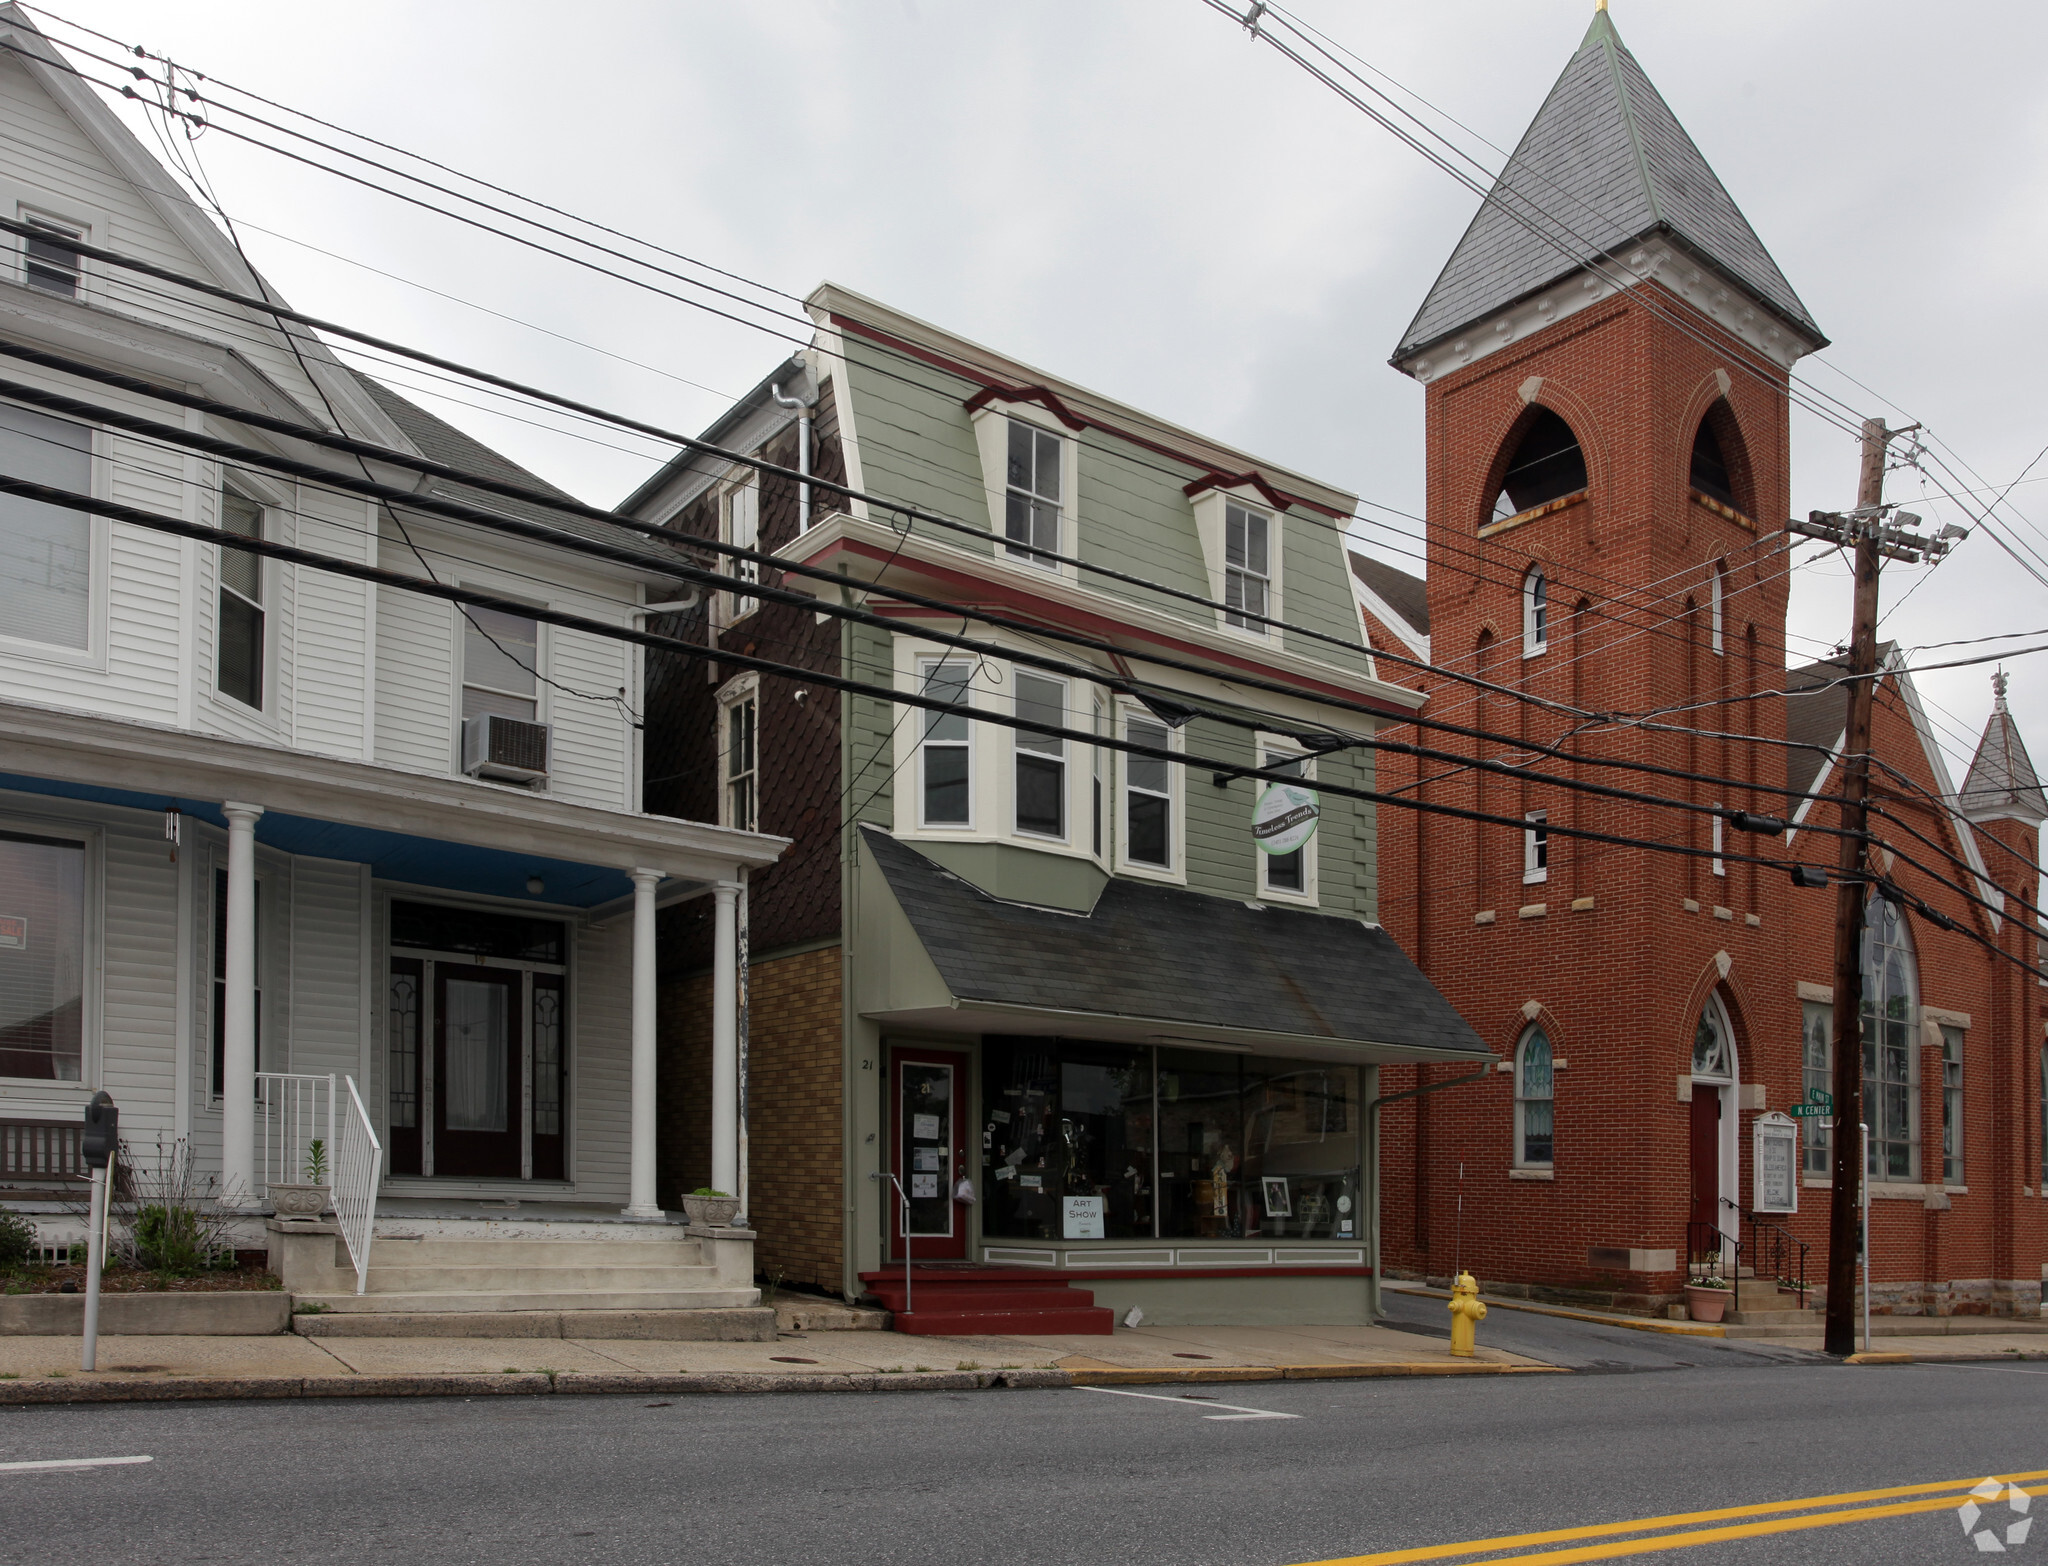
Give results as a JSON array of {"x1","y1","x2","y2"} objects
[
  {"x1": 434, "y1": 965, "x2": 523, "y2": 1179},
  {"x1": 891, "y1": 1049, "x2": 968, "y2": 1261}
]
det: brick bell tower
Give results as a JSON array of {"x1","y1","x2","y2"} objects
[{"x1": 1375, "y1": 4, "x2": 1830, "y2": 1304}]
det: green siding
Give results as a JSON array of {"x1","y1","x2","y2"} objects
[
  {"x1": 843, "y1": 619, "x2": 898, "y2": 831},
  {"x1": 841, "y1": 346, "x2": 991, "y2": 551}
]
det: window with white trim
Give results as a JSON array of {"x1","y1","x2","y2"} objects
[
  {"x1": 0, "y1": 826, "x2": 86, "y2": 1082},
  {"x1": 1224, "y1": 504, "x2": 1272, "y2": 633},
  {"x1": 1004, "y1": 419, "x2": 1061, "y2": 569},
  {"x1": 722, "y1": 476, "x2": 760, "y2": 621},
  {"x1": 1940, "y1": 1024, "x2": 1963, "y2": 1185},
  {"x1": 20, "y1": 211, "x2": 82, "y2": 299},
  {"x1": 1711, "y1": 805, "x2": 1725, "y2": 877},
  {"x1": 1260, "y1": 748, "x2": 1313, "y2": 897},
  {"x1": 918, "y1": 659, "x2": 974, "y2": 827},
  {"x1": 1523, "y1": 810, "x2": 1548, "y2": 884},
  {"x1": 1522, "y1": 565, "x2": 1547, "y2": 655},
  {"x1": 1863, "y1": 895, "x2": 1919, "y2": 1180},
  {"x1": 1710, "y1": 563, "x2": 1726, "y2": 655},
  {"x1": 717, "y1": 676, "x2": 759, "y2": 833},
  {"x1": 1515, "y1": 1027, "x2": 1554, "y2": 1167},
  {"x1": 1122, "y1": 712, "x2": 1174, "y2": 870},
  {"x1": 1802, "y1": 1000, "x2": 1832, "y2": 1175},
  {"x1": 0, "y1": 400, "x2": 91, "y2": 650},
  {"x1": 461, "y1": 605, "x2": 539, "y2": 724},
  {"x1": 1091, "y1": 692, "x2": 1108, "y2": 858},
  {"x1": 1013, "y1": 671, "x2": 1067, "y2": 840},
  {"x1": 216, "y1": 486, "x2": 265, "y2": 710}
]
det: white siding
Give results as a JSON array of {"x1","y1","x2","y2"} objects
[
  {"x1": 547, "y1": 621, "x2": 633, "y2": 809},
  {"x1": 285, "y1": 857, "x2": 362, "y2": 1080},
  {"x1": 95, "y1": 824, "x2": 179, "y2": 1139},
  {"x1": 570, "y1": 917, "x2": 631, "y2": 1204},
  {"x1": 372, "y1": 565, "x2": 457, "y2": 775},
  {"x1": 292, "y1": 486, "x2": 376, "y2": 760}
]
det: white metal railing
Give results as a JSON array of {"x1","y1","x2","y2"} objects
[
  {"x1": 332, "y1": 1075, "x2": 381, "y2": 1295},
  {"x1": 254, "y1": 1072, "x2": 335, "y2": 1195}
]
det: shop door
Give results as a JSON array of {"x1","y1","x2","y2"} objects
[
  {"x1": 891, "y1": 1049, "x2": 968, "y2": 1261},
  {"x1": 1689, "y1": 1087, "x2": 1722, "y2": 1240},
  {"x1": 434, "y1": 965, "x2": 524, "y2": 1179}
]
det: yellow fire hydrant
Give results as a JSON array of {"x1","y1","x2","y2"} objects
[{"x1": 1448, "y1": 1271, "x2": 1487, "y2": 1357}]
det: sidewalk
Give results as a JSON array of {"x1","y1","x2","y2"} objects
[{"x1": 0, "y1": 1319, "x2": 1555, "y2": 1403}]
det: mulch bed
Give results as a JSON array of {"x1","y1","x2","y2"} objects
[{"x1": 3, "y1": 1264, "x2": 282, "y2": 1295}]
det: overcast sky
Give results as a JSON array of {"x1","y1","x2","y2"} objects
[{"x1": 47, "y1": 0, "x2": 2048, "y2": 793}]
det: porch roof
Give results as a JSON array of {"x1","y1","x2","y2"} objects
[
  {"x1": 0, "y1": 698, "x2": 784, "y2": 908},
  {"x1": 857, "y1": 826, "x2": 1489, "y2": 1065}
]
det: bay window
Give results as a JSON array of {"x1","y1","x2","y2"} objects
[
  {"x1": 918, "y1": 659, "x2": 974, "y2": 827},
  {"x1": 1013, "y1": 671, "x2": 1067, "y2": 839}
]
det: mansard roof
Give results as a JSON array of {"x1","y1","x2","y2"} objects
[
  {"x1": 1958, "y1": 675, "x2": 2048, "y2": 823},
  {"x1": 1394, "y1": 9, "x2": 1822, "y2": 362}
]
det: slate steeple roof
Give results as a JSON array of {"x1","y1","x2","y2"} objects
[
  {"x1": 1958, "y1": 672, "x2": 2048, "y2": 823},
  {"x1": 1393, "y1": 8, "x2": 1823, "y2": 362}
]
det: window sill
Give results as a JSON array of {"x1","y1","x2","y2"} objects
[
  {"x1": 1509, "y1": 1167, "x2": 1555, "y2": 1181},
  {"x1": 1523, "y1": 872, "x2": 1548, "y2": 886},
  {"x1": 1116, "y1": 860, "x2": 1185, "y2": 886}
]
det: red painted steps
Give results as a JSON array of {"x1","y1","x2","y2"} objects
[{"x1": 859, "y1": 1265, "x2": 1115, "y2": 1336}]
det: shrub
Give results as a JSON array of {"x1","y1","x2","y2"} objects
[{"x1": 0, "y1": 1211, "x2": 35, "y2": 1271}]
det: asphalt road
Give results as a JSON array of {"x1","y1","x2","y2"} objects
[{"x1": 1, "y1": 1352, "x2": 2041, "y2": 1565}]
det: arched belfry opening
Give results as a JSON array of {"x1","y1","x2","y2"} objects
[
  {"x1": 1489, "y1": 407, "x2": 1587, "y2": 524},
  {"x1": 1689, "y1": 400, "x2": 1755, "y2": 517}
]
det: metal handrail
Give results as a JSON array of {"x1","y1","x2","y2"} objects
[
  {"x1": 332, "y1": 1076, "x2": 381, "y2": 1296},
  {"x1": 1726, "y1": 1199, "x2": 1809, "y2": 1308},
  {"x1": 254, "y1": 1072, "x2": 335, "y2": 1196}
]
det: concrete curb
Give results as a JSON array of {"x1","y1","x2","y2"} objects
[
  {"x1": 0, "y1": 1359, "x2": 1556, "y2": 1404},
  {"x1": 1844, "y1": 1349, "x2": 2048, "y2": 1365},
  {"x1": 1388, "y1": 1284, "x2": 1725, "y2": 1338}
]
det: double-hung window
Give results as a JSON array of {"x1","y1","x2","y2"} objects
[
  {"x1": 1123, "y1": 713, "x2": 1173, "y2": 869},
  {"x1": 461, "y1": 605, "x2": 540, "y2": 723},
  {"x1": 21, "y1": 213, "x2": 82, "y2": 299},
  {"x1": 722, "y1": 477, "x2": 760, "y2": 621},
  {"x1": 1523, "y1": 810, "x2": 1548, "y2": 884},
  {"x1": 918, "y1": 659, "x2": 973, "y2": 826},
  {"x1": 1940, "y1": 1024, "x2": 1963, "y2": 1185},
  {"x1": 1710, "y1": 804, "x2": 1725, "y2": 877},
  {"x1": 1005, "y1": 419, "x2": 1061, "y2": 569},
  {"x1": 216, "y1": 487, "x2": 265, "y2": 710},
  {"x1": 718, "y1": 677, "x2": 759, "y2": 833},
  {"x1": 1013, "y1": 672, "x2": 1067, "y2": 839},
  {"x1": 1224, "y1": 504, "x2": 1271, "y2": 632},
  {"x1": 1262, "y1": 749, "x2": 1311, "y2": 896},
  {"x1": 1523, "y1": 565, "x2": 1547, "y2": 655},
  {"x1": 1091, "y1": 693, "x2": 1108, "y2": 858},
  {"x1": 0, "y1": 401, "x2": 91, "y2": 650},
  {"x1": 0, "y1": 828, "x2": 86, "y2": 1083},
  {"x1": 1515, "y1": 1028, "x2": 1554, "y2": 1167}
]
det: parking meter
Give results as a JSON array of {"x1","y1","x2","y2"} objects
[{"x1": 82, "y1": 1091, "x2": 117, "y2": 1168}]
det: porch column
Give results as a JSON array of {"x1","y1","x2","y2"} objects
[
  {"x1": 219, "y1": 802, "x2": 263, "y2": 1207},
  {"x1": 623, "y1": 868, "x2": 664, "y2": 1219},
  {"x1": 711, "y1": 879, "x2": 741, "y2": 1197}
]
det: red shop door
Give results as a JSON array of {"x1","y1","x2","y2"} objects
[{"x1": 890, "y1": 1048, "x2": 968, "y2": 1261}]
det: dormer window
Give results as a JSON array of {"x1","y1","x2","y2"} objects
[
  {"x1": 1225, "y1": 504, "x2": 1271, "y2": 634},
  {"x1": 21, "y1": 213, "x2": 82, "y2": 299},
  {"x1": 1489, "y1": 408, "x2": 1586, "y2": 524},
  {"x1": 1005, "y1": 418, "x2": 1061, "y2": 569}
]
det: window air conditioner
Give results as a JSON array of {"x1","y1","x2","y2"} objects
[{"x1": 462, "y1": 714, "x2": 550, "y2": 785}]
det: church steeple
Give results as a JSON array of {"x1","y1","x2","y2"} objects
[
  {"x1": 1393, "y1": 7, "x2": 1824, "y2": 372},
  {"x1": 1959, "y1": 671, "x2": 2048, "y2": 824}
]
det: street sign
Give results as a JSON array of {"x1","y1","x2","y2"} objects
[{"x1": 1787, "y1": 1103, "x2": 1831, "y2": 1119}]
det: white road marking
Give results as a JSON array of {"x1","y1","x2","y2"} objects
[
  {"x1": 0, "y1": 1455, "x2": 153, "y2": 1473},
  {"x1": 1924, "y1": 1363, "x2": 2048, "y2": 1376},
  {"x1": 1074, "y1": 1385, "x2": 1299, "y2": 1420}
]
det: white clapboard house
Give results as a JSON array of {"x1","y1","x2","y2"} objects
[{"x1": 0, "y1": 10, "x2": 781, "y2": 1330}]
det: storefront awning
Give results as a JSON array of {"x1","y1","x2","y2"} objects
[{"x1": 855, "y1": 826, "x2": 1489, "y2": 1065}]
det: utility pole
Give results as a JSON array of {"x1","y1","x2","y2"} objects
[{"x1": 1788, "y1": 417, "x2": 1951, "y2": 1357}]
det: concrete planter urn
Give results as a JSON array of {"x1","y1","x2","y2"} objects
[
  {"x1": 269, "y1": 1183, "x2": 331, "y2": 1221},
  {"x1": 1684, "y1": 1283, "x2": 1731, "y2": 1323},
  {"x1": 681, "y1": 1192, "x2": 741, "y2": 1228}
]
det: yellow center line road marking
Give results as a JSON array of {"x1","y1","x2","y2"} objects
[
  {"x1": 0, "y1": 1456, "x2": 153, "y2": 1473},
  {"x1": 1073, "y1": 1385, "x2": 1300, "y2": 1420},
  {"x1": 1291, "y1": 1467, "x2": 2048, "y2": 1566}
]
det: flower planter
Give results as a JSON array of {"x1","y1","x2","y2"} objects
[
  {"x1": 268, "y1": 1183, "x2": 331, "y2": 1221},
  {"x1": 1684, "y1": 1284, "x2": 1731, "y2": 1323},
  {"x1": 681, "y1": 1193, "x2": 741, "y2": 1228}
]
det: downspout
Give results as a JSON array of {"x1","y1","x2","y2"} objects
[
  {"x1": 1365, "y1": 1063, "x2": 1495, "y2": 1322},
  {"x1": 770, "y1": 361, "x2": 812, "y2": 533}
]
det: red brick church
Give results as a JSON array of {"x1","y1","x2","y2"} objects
[{"x1": 1353, "y1": 7, "x2": 2048, "y2": 1319}]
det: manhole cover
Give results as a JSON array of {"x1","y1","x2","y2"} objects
[
  {"x1": 1172, "y1": 1353, "x2": 1214, "y2": 1360},
  {"x1": 770, "y1": 1356, "x2": 819, "y2": 1364}
]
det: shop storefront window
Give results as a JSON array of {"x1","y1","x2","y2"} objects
[
  {"x1": 0, "y1": 830, "x2": 85, "y2": 1081},
  {"x1": 978, "y1": 1039, "x2": 1359, "y2": 1243}
]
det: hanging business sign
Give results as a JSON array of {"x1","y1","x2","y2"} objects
[
  {"x1": 1752, "y1": 1111, "x2": 1799, "y2": 1214},
  {"x1": 1253, "y1": 780, "x2": 1320, "y2": 855}
]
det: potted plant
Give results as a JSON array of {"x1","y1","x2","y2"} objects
[
  {"x1": 1683, "y1": 1274, "x2": 1733, "y2": 1323},
  {"x1": 681, "y1": 1187, "x2": 740, "y2": 1228},
  {"x1": 268, "y1": 1139, "x2": 331, "y2": 1221}
]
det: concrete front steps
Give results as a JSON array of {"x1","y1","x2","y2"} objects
[
  {"x1": 860, "y1": 1265, "x2": 1114, "y2": 1336},
  {"x1": 272, "y1": 1221, "x2": 772, "y2": 1340}
]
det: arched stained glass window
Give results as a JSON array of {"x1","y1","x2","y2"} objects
[
  {"x1": 1692, "y1": 998, "x2": 1732, "y2": 1082},
  {"x1": 1515, "y1": 1028, "x2": 1554, "y2": 1167},
  {"x1": 1862, "y1": 895, "x2": 1919, "y2": 1179}
]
